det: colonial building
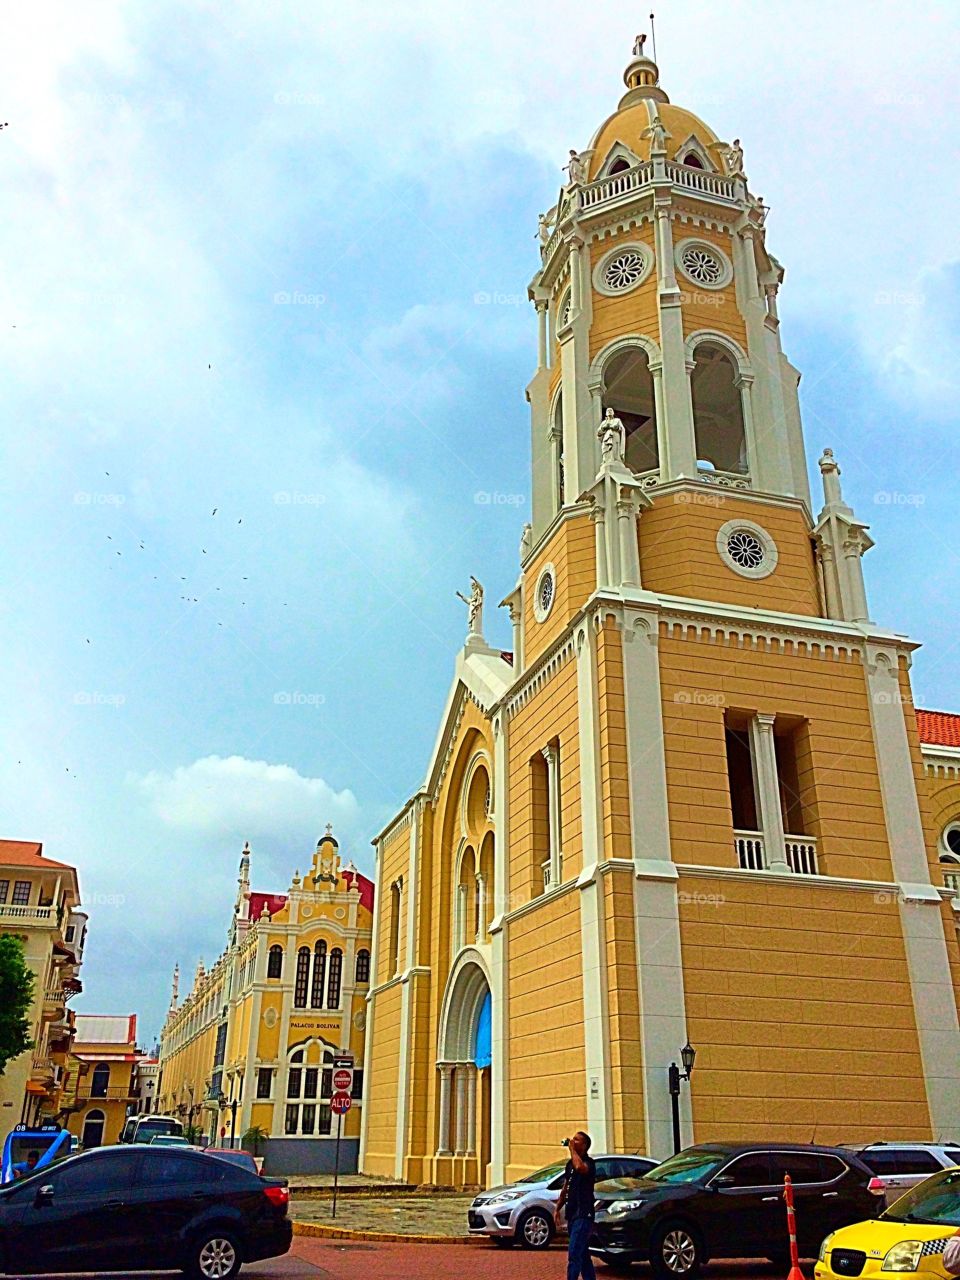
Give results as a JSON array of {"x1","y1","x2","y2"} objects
[
  {"x1": 359, "y1": 42, "x2": 960, "y2": 1188},
  {"x1": 63, "y1": 1014, "x2": 143, "y2": 1147},
  {"x1": 0, "y1": 840, "x2": 85, "y2": 1127},
  {"x1": 158, "y1": 829, "x2": 373, "y2": 1173}
]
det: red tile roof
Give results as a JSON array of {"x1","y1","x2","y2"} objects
[
  {"x1": 917, "y1": 709, "x2": 960, "y2": 748},
  {"x1": 0, "y1": 839, "x2": 76, "y2": 871},
  {"x1": 249, "y1": 892, "x2": 288, "y2": 920}
]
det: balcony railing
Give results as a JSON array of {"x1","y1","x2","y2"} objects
[
  {"x1": 943, "y1": 869, "x2": 960, "y2": 897},
  {"x1": 0, "y1": 903, "x2": 53, "y2": 924},
  {"x1": 734, "y1": 832, "x2": 819, "y2": 875},
  {"x1": 78, "y1": 1085, "x2": 138, "y2": 1101},
  {"x1": 541, "y1": 855, "x2": 563, "y2": 891},
  {"x1": 697, "y1": 466, "x2": 751, "y2": 490}
]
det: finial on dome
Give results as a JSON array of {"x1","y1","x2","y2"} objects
[{"x1": 620, "y1": 29, "x2": 669, "y2": 107}]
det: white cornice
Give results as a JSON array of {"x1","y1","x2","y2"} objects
[{"x1": 922, "y1": 744, "x2": 960, "y2": 778}]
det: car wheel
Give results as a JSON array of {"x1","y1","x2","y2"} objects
[
  {"x1": 649, "y1": 1221, "x2": 702, "y2": 1279},
  {"x1": 517, "y1": 1208, "x2": 554, "y2": 1250},
  {"x1": 184, "y1": 1231, "x2": 242, "y2": 1280}
]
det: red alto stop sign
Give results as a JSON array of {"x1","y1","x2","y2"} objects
[
  {"x1": 330, "y1": 1091, "x2": 352, "y2": 1115},
  {"x1": 333, "y1": 1068, "x2": 352, "y2": 1093}
]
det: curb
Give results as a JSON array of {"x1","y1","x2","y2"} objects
[{"x1": 292, "y1": 1220, "x2": 477, "y2": 1245}]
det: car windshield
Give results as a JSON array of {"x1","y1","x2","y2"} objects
[
  {"x1": 518, "y1": 1161, "x2": 568, "y2": 1184},
  {"x1": 646, "y1": 1148, "x2": 727, "y2": 1185},
  {"x1": 882, "y1": 1169, "x2": 960, "y2": 1227}
]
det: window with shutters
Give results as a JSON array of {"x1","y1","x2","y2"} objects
[
  {"x1": 310, "y1": 941, "x2": 327, "y2": 1008},
  {"x1": 267, "y1": 945, "x2": 283, "y2": 979},
  {"x1": 327, "y1": 948, "x2": 342, "y2": 1008},
  {"x1": 294, "y1": 947, "x2": 310, "y2": 1008}
]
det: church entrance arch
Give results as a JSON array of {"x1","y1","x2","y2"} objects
[{"x1": 436, "y1": 951, "x2": 492, "y2": 1180}]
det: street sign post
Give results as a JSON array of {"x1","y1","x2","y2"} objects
[{"x1": 330, "y1": 1053, "x2": 354, "y2": 1221}]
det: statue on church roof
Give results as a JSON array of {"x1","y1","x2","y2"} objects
[
  {"x1": 598, "y1": 408, "x2": 626, "y2": 465},
  {"x1": 564, "y1": 150, "x2": 586, "y2": 187},
  {"x1": 537, "y1": 213, "x2": 554, "y2": 246},
  {"x1": 644, "y1": 114, "x2": 669, "y2": 154},
  {"x1": 457, "y1": 576, "x2": 484, "y2": 638},
  {"x1": 723, "y1": 138, "x2": 745, "y2": 176},
  {"x1": 520, "y1": 522, "x2": 532, "y2": 561}
]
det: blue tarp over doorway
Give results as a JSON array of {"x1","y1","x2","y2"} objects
[{"x1": 473, "y1": 990, "x2": 492, "y2": 1069}]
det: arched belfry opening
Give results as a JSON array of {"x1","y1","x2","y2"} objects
[
  {"x1": 690, "y1": 342, "x2": 748, "y2": 476},
  {"x1": 601, "y1": 346, "x2": 659, "y2": 475},
  {"x1": 436, "y1": 956, "x2": 493, "y2": 1181}
]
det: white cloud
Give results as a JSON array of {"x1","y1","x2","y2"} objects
[{"x1": 129, "y1": 754, "x2": 360, "y2": 840}]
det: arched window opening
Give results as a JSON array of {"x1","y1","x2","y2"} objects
[
  {"x1": 327, "y1": 948, "x2": 343, "y2": 1008},
  {"x1": 267, "y1": 945, "x2": 283, "y2": 979},
  {"x1": 609, "y1": 157, "x2": 631, "y2": 175},
  {"x1": 478, "y1": 833, "x2": 495, "y2": 938},
  {"x1": 90, "y1": 1063, "x2": 110, "y2": 1098},
  {"x1": 356, "y1": 948, "x2": 370, "y2": 984},
  {"x1": 683, "y1": 153, "x2": 704, "y2": 169},
  {"x1": 601, "y1": 347, "x2": 659, "y2": 474},
  {"x1": 294, "y1": 947, "x2": 310, "y2": 1008},
  {"x1": 690, "y1": 344, "x2": 748, "y2": 475},
  {"x1": 456, "y1": 847, "x2": 476, "y2": 951},
  {"x1": 310, "y1": 941, "x2": 327, "y2": 1008}
]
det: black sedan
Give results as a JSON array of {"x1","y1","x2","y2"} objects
[
  {"x1": 590, "y1": 1142, "x2": 882, "y2": 1277},
  {"x1": 0, "y1": 1143, "x2": 292, "y2": 1278}
]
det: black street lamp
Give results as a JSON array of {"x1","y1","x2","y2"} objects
[
  {"x1": 668, "y1": 1041, "x2": 697, "y2": 1154},
  {"x1": 230, "y1": 1098, "x2": 238, "y2": 1149}
]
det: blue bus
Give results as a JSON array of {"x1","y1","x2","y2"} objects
[{"x1": 1, "y1": 1123, "x2": 71, "y2": 1184}]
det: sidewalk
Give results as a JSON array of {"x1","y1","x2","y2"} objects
[{"x1": 290, "y1": 1190, "x2": 474, "y2": 1237}]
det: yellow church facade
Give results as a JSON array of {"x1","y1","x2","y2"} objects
[
  {"x1": 359, "y1": 45, "x2": 960, "y2": 1189},
  {"x1": 158, "y1": 830, "x2": 373, "y2": 1174}
]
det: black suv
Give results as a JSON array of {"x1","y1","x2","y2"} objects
[
  {"x1": 0, "y1": 1144, "x2": 292, "y2": 1278},
  {"x1": 590, "y1": 1142, "x2": 881, "y2": 1276}
]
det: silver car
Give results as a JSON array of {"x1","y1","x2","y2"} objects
[
  {"x1": 846, "y1": 1142, "x2": 960, "y2": 1205},
  {"x1": 468, "y1": 1154, "x2": 656, "y2": 1249}
]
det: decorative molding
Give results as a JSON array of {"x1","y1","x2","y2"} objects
[{"x1": 505, "y1": 630, "x2": 578, "y2": 717}]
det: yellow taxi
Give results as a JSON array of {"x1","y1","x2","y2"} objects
[{"x1": 816, "y1": 1167, "x2": 959, "y2": 1280}]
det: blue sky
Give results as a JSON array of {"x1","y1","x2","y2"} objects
[{"x1": 2, "y1": 1, "x2": 959, "y2": 1043}]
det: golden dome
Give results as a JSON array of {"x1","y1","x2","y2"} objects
[{"x1": 585, "y1": 56, "x2": 730, "y2": 181}]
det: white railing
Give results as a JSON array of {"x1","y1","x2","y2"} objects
[
  {"x1": 665, "y1": 162, "x2": 737, "y2": 200},
  {"x1": 735, "y1": 832, "x2": 819, "y2": 875},
  {"x1": 697, "y1": 466, "x2": 751, "y2": 490},
  {"x1": 31, "y1": 1057, "x2": 55, "y2": 1077},
  {"x1": 580, "y1": 163, "x2": 653, "y2": 210},
  {"x1": 44, "y1": 986, "x2": 66, "y2": 1004},
  {"x1": 735, "y1": 831, "x2": 765, "y2": 871},
  {"x1": 943, "y1": 869, "x2": 960, "y2": 897},
  {"x1": 0, "y1": 903, "x2": 53, "y2": 923},
  {"x1": 541, "y1": 855, "x2": 563, "y2": 891},
  {"x1": 785, "y1": 837, "x2": 818, "y2": 875}
]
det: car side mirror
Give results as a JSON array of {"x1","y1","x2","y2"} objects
[
  {"x1": 711, "y1": 1175, "x2": 735, "y2": 1189},
  {"x1": 35, "y1": 1184, "x2": 54, "y2": 1206}
]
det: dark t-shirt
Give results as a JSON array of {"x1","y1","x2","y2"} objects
[{"x1": 563, "y1": 1154, "x2": 596, "y2": 1222}]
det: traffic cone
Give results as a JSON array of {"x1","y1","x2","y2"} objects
[{"x1": 783, "y1": 1174, "x2": 807, "y2": 1280}]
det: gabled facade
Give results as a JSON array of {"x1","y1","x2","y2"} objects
[
  {"x1": 360, "y1": 43, "x2": 960, "y2": 1189},
  {"x1": 63, "y1": 1014, "x2": 141, "y2": 1147},
  {"x1": 158, "y1": 830, "x2": 373, "y2": 1173}
]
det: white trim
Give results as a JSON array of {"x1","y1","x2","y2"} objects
[
  {"x1": 683, "y1": 328, "x2": 750, "y2": 372},
  {"x1": 592, "y1": 241, "x2": 654, "y2": 297},
  {"x1": 579, "y1": 875, "x2": 611, "y2": 1150},
  {"x1": 533, "y1": 561, "x2": 557, "y2": 623},
  {"x1": 674, "y1": 236, "x2": 733, "y2": 290},
  {"x1": 588, "y1": 333, "x2": 662, "y2": 385},
  {"x1": 716, "y1": 518, "x2": 779, "y2": 580}
]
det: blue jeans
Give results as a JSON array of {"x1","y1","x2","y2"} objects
[{"x1": 567, "y1": 1216, "x2": 597, "y2": 1280}]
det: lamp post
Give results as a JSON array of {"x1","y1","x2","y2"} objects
[
  {"x1": 668, "y1": 1041, "x2": 697, "y2": 1155},
  {"x1": 230, "y1": 1097, "x2": 238, "y2": 1150}
]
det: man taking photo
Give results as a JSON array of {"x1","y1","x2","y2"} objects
[{"x1": 555, "y1": 1131, "x2": 596, "y2": 1280}]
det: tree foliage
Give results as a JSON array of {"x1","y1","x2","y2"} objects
[{"x1": 0, "y1": 935, "x2": 35, "y2": 1075}]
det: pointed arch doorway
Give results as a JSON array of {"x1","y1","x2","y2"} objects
[{"x1": 436, "y1": 951, "x2": 493, "y2": 1186}]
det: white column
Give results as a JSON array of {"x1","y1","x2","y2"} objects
[
  {"x1": 654, "y1": 204, "x2": 698, "y2": 480},
  {"x1": 616, "y1": 495, "x2": 641, "y2": 589},
  {"x1": 474, "y1": 874, "x2": 485, "y2": 944},
  {"x1": 536, "y1": 301, "x2": 547, "y2": 370},
  {"x1": 489, "y1": 712, "x2": 510, "y2": 1184},
  {"x1": 591, "y1": 502, "x2": 609, "y2": 590},
  {"x1": 542, "y1": 743, "x2": 561, "y2": 885},
  {"x1": 454, "y1": 1068, "x2": 468, "y2": 1155},
  {"x1": 842, "y1": 534, "x2": 871, "y2": 623},
  {"x1": 358, "y1": 843, "x2": 383, "y2": 1170},
  {"x1": 394, "y1": 799, "x2": 423, "y2": 1179},
  {"x1": 437, "y1": 1064, "x2": 454, "y2": 1156},
  {"x1": 569, "y1": 239, "x2": 583, "y2": 314},
  {"x1": 465, "y1": 1065, "x2": 477, "y2": 1156},
  {"x1": 750, "y1": 713, "x2": 787, "y2": 872},
  {"x1": 650, "y1": 362, "x2": 665, "y2": 478}
]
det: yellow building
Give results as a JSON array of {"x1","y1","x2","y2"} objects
[
  {"x1": 158, "y1": 830, "x2": 373, "y2": 1174},
  {"x1": 0, "y1": 840, "x2": 85, "y2": 1129},
  {"x1": 360, "y1": 43, "x2": 960, "y2": 1189},
  {"x1": 64, "y1": 1014, "x2": 142, "y2": 1148}
]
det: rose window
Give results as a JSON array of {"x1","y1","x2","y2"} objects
[
  {"x1": 726, "y1": 529, "x2": 765, "y2": 570},
  {"x1": 603, "y1": 250, "x2": 646, "y2": 292},
  {"x1": 680, "y1": 245, "x2": 724, "y2": 285},
  {"x1": 538, "y1": 572, "x2": 555, "y2": 615}
]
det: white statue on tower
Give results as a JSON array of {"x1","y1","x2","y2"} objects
[
  {"x1": 598, "y1": 408, "x2": 626, "y2": 465},
  {"x1": 457, "y1": 576, "x2": 485, "y2": 638},
  {"x1": 564, "y1": 149, "x2": 586, "y2": 187},
  {"x1": 537, "y1": 213, "x2": 554, "y2": 246},
  {"x1": 520, "y1": 522, "x2": 532, "y2": 561},
  {"x1": 723, "y1": 138, "x2": 745, "y2": 176}
]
